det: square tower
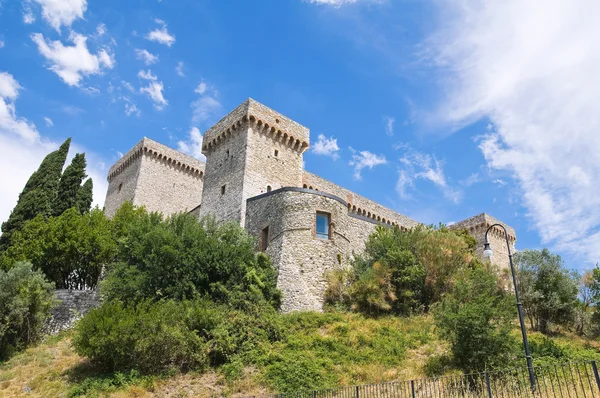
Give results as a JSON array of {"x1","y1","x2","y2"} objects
[{"x1": 198, "y1": 99, "x2": 310, "y2": 225}]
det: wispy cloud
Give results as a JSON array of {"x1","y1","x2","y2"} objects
[
  {"x1": 135, "y1": 48, "x2": 158, "y2": 65},
  {"x1": 138, "y1": 69, "x2": 167, "y2": 110},
  {"x1": 146, "y1": 19, "x2": 175, "y2": 47},
  {"x1": 312, "y1": 134, "x2": 340, "y2": 160},
  {"x1": 397, "y1": 148, "x2": 461, "y2": 203},
  {"x1": 460, "y1": 172, "x2": 480, "y2": 187},
  {"x1": 31, "y1": 32, "x2": 114, "y2": 87},
  {"x1": 177, "y1": 127, "x2": 206, "y2": 162},
  {"x1": 383, "y1": 116, "x2": 395, "y2": 136},
  {"x1": 430, "y1": 0, "x2": 600, "y2": 262},
  {"x1": 191, "y1": 79, "x2": 221, "y2": 123},
  {"x1": 43, "y1": 117, "x2": 53, "y2": 127},
  {"x1": 349, "y1": 147, "x2": 387, "y2": 180},
  {"x1": 175, "y1": 61, "x2": 185, "y2": 77}
]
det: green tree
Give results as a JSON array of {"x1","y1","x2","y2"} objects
[
  {"x1": 514, "y1": 249, "x2": 578, "y2": 334},
  {"x1": 332, "y1": 224, "x2": 476, "y2": 315},
  {"x1": 0, "y1": 262, "x2": 55, "y2": 359},
  {"x1": 433, "y1": 266, "x2": 516, "y2": 373},
  {"x1": 53, "y1": 153, "x2": 88, "y2": 216},
  {"x1": 101, "y1": 203, "x2": 281, "y2": 309},
  {"x1": 76, "y1": 178, "x2": 94, "y2": 214},
  {"x1": 0, "y1": 138, "x2": 71, "y2": 251},
  {"x1": 0, "y1": 208, "x2": 116, "y2": 289}
]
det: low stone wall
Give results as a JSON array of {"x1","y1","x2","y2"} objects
[{"x1": 44, "y1": 289, "x2": 101, "y2": 335}]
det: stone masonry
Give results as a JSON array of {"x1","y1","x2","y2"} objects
[{"x1": 104, "y1": 98, "x2": 517, "y2": 312}]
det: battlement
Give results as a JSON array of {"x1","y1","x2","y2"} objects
[
  {"x1": 201, "y1": 98, "x2": 310, "y2": 154},
  {"x1": 107, "y1": 137, "x2": 205, "y2": 182},
  {"x1": 450, "y1": 213, "x2": 516, "y2": 242}
]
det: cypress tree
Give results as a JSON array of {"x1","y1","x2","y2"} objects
[
  {"x1": 76, "y1": 178, "x2": 94, "y2": 214},
  {"x1": 54, "y1": 153, "x2": 87, "y2": 216},
  {"x1": 0, "y1": 138, "x2": 71, "y2": 251}
]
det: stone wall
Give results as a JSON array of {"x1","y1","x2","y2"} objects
[
  {"x1": 303, "y1": 172, "x2": 420, "y2": 229},
  {"x1": 105, "y1": 138, "x2": 205, "y2": 218},
  {"x1": 246, "y1": 188, "x2": 391, "y2": 313},
  {"x1": 450, "y1": 213, "x2": 517, "y2": 269},
  {"x1": 44, "y1": 289, "x2": 100, "y2": 334}
]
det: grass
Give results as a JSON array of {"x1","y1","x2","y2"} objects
[{"x1": 1, "y1": 314, "x2": 599, "y2": 397}]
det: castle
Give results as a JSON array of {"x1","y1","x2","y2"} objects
[{"x1": 104, "y1": 98, "x2": 516, "y2": 312}]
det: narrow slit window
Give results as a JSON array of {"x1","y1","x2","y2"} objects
[
  {"x1": 274, "y1": 149, "x2": 279, "y2": 157},
  {"x1": 221, "y1": 185, "x2": 226, "y2": 196},
  {"x1": 261, "y1": 226, "x2": 269, "y2": 251},
  {"x1": 226, "y1": 149, "x2": 230, "y2": 159},
  {"x1": 316, "y1": 212, "x2": 330, "y2": 240}
]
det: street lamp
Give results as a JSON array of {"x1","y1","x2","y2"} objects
[{"x1": 484, "y1": 223, "x2": 536, "y2": 391}]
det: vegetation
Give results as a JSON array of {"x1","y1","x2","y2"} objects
[
  {"x1": 514, "y1": 248, "x2": 579, "y2": 334},
  {"x1": 0, "y1": 138, "x2": 94, "y2": 252},
  {"x1": 0, "y1": 208, "x2": 116, "y2": 289},
  {"x1": 0, "y1": 262, "x2": 55, "y2": 360}
]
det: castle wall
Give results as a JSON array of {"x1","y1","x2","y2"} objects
[
  {"x1": 303, "y1": 172, "x2": 420, "y2": 230},
  {"x1": 105, "y1": 138, "x2": 205, "y2": 218},
  {"x1": 246, "y1": 188, "x2": 388, "y2": 313},
  {"x1": 450, "y1": 213, "x2": 516, "y2": 270}
]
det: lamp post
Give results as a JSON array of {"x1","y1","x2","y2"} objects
[{"x1": 483, "y1": 223, "x2": 536, "y2": 391}]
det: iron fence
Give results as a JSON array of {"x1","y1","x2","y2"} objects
[{"x1": 253, "y1": 361, "x2": 600, "y2": 398}]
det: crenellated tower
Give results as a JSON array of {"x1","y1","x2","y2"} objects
[{"x1": 198, "y1": 98, "x2": 310, "y2": 225}]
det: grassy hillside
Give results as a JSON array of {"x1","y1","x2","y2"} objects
[{"x1": 1, "y1": 313, "x2": 599, "y2": 398}]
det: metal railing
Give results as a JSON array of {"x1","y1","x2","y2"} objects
[{"x1": 254, "y1": 361, "x2": 600, "y2": 398}]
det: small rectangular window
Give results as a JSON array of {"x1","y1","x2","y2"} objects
[
  {"x1": 274, "y1": 149, "x2": 279, "y2": 157},
  {"x1": 221, "y1": 185, "x2": 226, "y2": 195},
  {"x1": 261, "y1": 226, "x2": 269, "y2": 251},
  {"x1": 316, "y1": 212, "x2": 330, "y2": 240},
  {"x1": 226, "y1": 149, "x2": 230, "y2": 158}
]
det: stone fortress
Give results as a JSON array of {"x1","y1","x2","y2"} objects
[{"x1": 104, "y1": 98, "x2": 517, "y2": 312}]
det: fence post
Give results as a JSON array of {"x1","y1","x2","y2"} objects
[
  {"x1": 355, "y1": 386, "x2": 359, "y2": 398},
  {"x1": 592, "y1": 361, "x2": 600, "y2": 390},
  {"x1": 485, "y1": 372, "x2": 493, "y2": 398},
  {"x1": 411, "y1": 380, "x2": 416, "y2": 398}
]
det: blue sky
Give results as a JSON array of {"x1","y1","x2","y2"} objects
[{"x1": 1, "y1": 0, "x2": 599, "y2": 270}]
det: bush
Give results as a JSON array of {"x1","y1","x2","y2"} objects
[
  {"x1": 328, "y1": 225, "x2": 477, "y2": 316},
  {"x1": 73, "y1": 299, "x2": 285, "y2": 375},
  {"x1": 0, "y1": 262, "x2": 55, "y2": 359},
  {"x1": 433, "y1": 267, "x2": 516, "y2": 373},
  {"x1": 73, "y1": 300, "x2": 207, "y2": 373},
  {"x1": 101, "y1": 204, "x2": 281, "y2": 309}
]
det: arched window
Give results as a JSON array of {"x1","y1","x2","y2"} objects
[{"x1": 267, "y1": 185, "x2": 272, "y2": 192}]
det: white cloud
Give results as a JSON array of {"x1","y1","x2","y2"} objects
[
  {"x1": 137, "y1": 69, "x2": 157, "y2": 81},
  {"x1": 190, "y1": 80, "x2": 221, "y2": 123},
  {"x1": 460, "y1": 172, "x2": 480, "y2": 187},
  {"x1": 397, "y1": 149, "x2": 461, "y2": 203},
  {"x1": 135, "y1": 48, "x2": 159, "y2": 65},
  {"x1": 0, "y1": 72, "x2": 106, "y2": 223},
  {"x1": 146, "y1": 19, "x2": 175, "y2": 46},
  {"x1": 23, "y1": 4, "x2": 35, "y2": 24},
  {"x1": 175, "y1": 61, "x2": 185, "y2": 77},
  {"x1": 312, "y1": 134, "x2": 340, "y2": 160},
  {"x1": 383, "y1": 116, "x2": 395, "y2": 136},
  {"x1": 121, "y1": 80, "x2": 134, "y2": 92},
  {"x1": 124, "y1": 102, "x2": 140, "y2": 117},
  {"x1": 194, "y1": 81, "x2": 207, "y2": 95},
  {"x1": 348, "y1": 147, "x2": 387, "y2": 180},
  {"x1": 493, "y1": 179, "x2": 507, "y2": 187},
  {"x1": 177, "y1": 127, "x2": 206, "y2": 162},
  {"x1": 31, "y1": 32, "x2": 114, "y2": 87},
  {"x1": 430, "y1": 0, "x2": 600, "y2": 262},
  {"x1": 308, "y1": 0, "x2": 358, "y2": 5},
  {"x1": 138, "y1": 69, "x2": 167, "y2": 109},
  {"x1": 96, "y1": 23, "x2": 106, "y2": 36},
  {"x1": 0, "y1": 41, "x2": 4, "y2": 48},
  {"x1": 31, "y1": 0, "x2": 87, "y2": 33},
  {"x1": 44, "y1": 116, "x2": 53, "y2": 127}
]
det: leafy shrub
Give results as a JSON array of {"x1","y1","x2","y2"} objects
[
  {"x1": 433, "y1": 267, "x2": 516, "y2": 373},
  {"x1": 73, "y1": 300, "x2": 207, "y2": 373},
  {"x1": 73, "y1": 299, "x2": 285, "y2": 375},
  {"x1": 0, "y1": 262, "x2": 55, "y2": 359},
  {"x1": 0, "y1": 208, "x2": 116, "y2": 289},
  {"x1": 328, "y1": 225, "x2": 477, "y2": 316},
  {"x1": 101, "y1": 203, "x2": 281, "y2": 309}
]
